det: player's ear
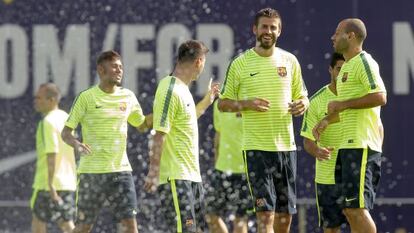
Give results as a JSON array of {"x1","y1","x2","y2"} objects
[
  {"x1": 97, "y1": 64, "x2": 104, "y2": 75},
  {"x1": 252, "y1": 24, "x2": 258, "y2": 36}
]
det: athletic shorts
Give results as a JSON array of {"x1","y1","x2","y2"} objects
[
  {"x1": 315, "y1": 183, "x2": 347, "y2": 228},
  {"x1": 205, "y1": 170, "x2": 252, "y2": 217},
  {"x1": 335, "y1": 148, "x2": 382, "y2": 209},
  {"x1": 158, "y1": 179, "x2": 206, "y2": 233},
  {"x1": 76, "y1": 172, "x2": 138, "y2": 224},
  {"x1": 30, "y1": 190, "x2": 76, "y2": 223},
  {"x1": 245, "y1": 150, "x2": 297, "y2": 214}
]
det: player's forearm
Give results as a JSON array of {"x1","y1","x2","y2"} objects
[
  {"x1": 217, "y1": 98, "x2": 249, "y2": 112},
  {"x1": 137, "y1": 114, "x2": 153, "y2": 132},
  {"x1": 303, "y1": 138, "x2": 320, "y2": 158},
  {"x1": 196, "y1": 96, "x2": 213, "y2": 118},
  {"x1": 341, "y1": 92, "x2": 387, "y2": 110},
  {"x1": 47, "y1": 153, "x2": 57, "y2": 190},
  {"x1": 148, "y1": 132, "x2": 165, "y2": 173},
  {"x1": 61, "y1": 126, "x2": 80, "y2": 149},
  {"x1": 213, "y1": 133, "x2": 220, "y2": 164}
]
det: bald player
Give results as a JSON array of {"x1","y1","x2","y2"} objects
[{"x1": 313, "y1": 19, "x2": 387, "y2": 233}]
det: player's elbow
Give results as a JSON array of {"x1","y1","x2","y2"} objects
[
  {"x1": 217, "y1": 99, "x2": 225, "y2": 112},
  {"x1": 61, "y1": 127, "x2": 71, "y2": 143},
  {"x1": 379, "y1": 93, "x2": 387, "y2": 106}
]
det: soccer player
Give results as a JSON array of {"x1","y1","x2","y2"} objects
[
  {"x1": 31, "y1": 83, "x2": 76, "y2": 233},
  {"x1": 144, "y1": 40, "x2": 219, "y2": 233},
  {"x1": 205, "y1": 101, "x2": 250, "y2": 233},
  {"x1": 61, "y1": 50, "x2": 152, "y2": 233},
  {"x1": 313, "y1": 19, "x2": 387, "y2": 233},
  {"x1": 218, "y1": 8, "x2": 308, "y2": 233},
  {"x1": 300, "y1": 53, "x2": 346, "y2": 233}
]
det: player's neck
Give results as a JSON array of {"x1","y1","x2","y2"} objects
[
  {"x1": 41, "y1": 105, "x2": 58, "y2": 116},
  {"x1": 254, "y1": 45, "x2": 275, "y2": 57},
  {"x1": 98, "y1": 83, "x2": 116, "y2": 94},
  {"x1": 172, "y1": 66, "x2": 195, "y2": 86},
  {"x1": 343, "y1": 46, "x2": 362, "y2": 61},
  {"x1": 328, "y1": 82, "x2": 337, "y2": 95}
]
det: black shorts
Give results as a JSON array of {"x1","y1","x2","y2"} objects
[
  {"x1": 76, "y1": 172, "x2": 138, "y2": 224},
  {"x1": 205, "y1": 170, "x2": 252, "y2": 217},
  {"x1": 335, "y1": 148, "x2": 382, "y2": 209},
  {"x1": 158, "y1": 179, "x2": 206, "y2": 233},
  {"x1": 30, "y1": 190, "x2": 76, "y2": 223},
  {"x1": 315, "y1": 183, "x2": 347, "y2": 228},
  {"x1": 245, "y1": 150, "x2": 297, "y2": 214}
]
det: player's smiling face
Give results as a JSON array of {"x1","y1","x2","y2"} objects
[
  {"x1": 99, "y1": 59, "x2": 123, "y2": 86},
  {"x1": 254, "y1": 17, "x2": 281, "y2": 49}
]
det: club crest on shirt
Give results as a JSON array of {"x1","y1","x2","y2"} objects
[
  {"x1": 277, "y1": 67, "x2": 287, "y2": 77},
  {"x1": 341, "y1": 72, "x2": 348, "y2": 82},
  {"x1": 119, "y1": 102, "x2": 127, "y2": 112}
]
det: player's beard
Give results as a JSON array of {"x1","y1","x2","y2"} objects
[
  {"x1": 334, "y1": 38, "x2": 348, "y2": 54},
  {"x1": 257, "y1": 33, "x2": 276, "y2": 50}
]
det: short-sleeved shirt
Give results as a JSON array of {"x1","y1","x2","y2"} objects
[
  {"x1": 65, "y1": 85, "x2": 145, "y2": 173},
  {"x1": 213, "y1": 101, "x2": 244, "y2": 174},
  {"x1": 33, "y1": 109, "x2": 76, "y2": 191},
  {"x1": 301, "y1": 85, "x2": 341, "y2": 184},
  {"x1": 153, "y1": 76, "x2": 201, "y2": 184},
  {"x1": 336, "y1": 51, "x2": 386, "y2": 152},
  {"x1": 220, "y1": 48, "x2": 308, "y2": 151}
]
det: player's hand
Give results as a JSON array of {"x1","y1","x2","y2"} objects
[
  {"x1": 247, "y1": 97, "x2": 270, "y2": 112},
  {"x1": 327, "y1": 101, "x2": 346, "y2": 114},
  {"x1": 288, "y1": 98, "x2": 309, "y2": 116},
  {"x1": 75, "y1": 142, "x2": 92, "y2": 155},
  {"x1": 144, "y1": 168, "x2": 159, "y2": 193},
  {"x1": 49, "y1": 188, "x2": 63, "y2": 205},
  {"x1": 312, "y1": 118, "x2": 329, "y2": 141},
  {"x1": 314, "y1": 146, "x2": 333, "y2": 161},
  {"x1": 203, "y1": 78, "x2": 220, "y2": 105}
]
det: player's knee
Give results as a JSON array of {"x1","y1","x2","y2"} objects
[
  {"x1": 257, "y1": 211, "x2": 274, "y2": 225},
  {"x1": 275, "y1": 213, "x2": 292, "y2": 225},
  {"x1": 342, "y1": 208, "x2": 363, "y2": 219},
  {"x1": 73, "y1": 224, "x2": 93, "y2": 233}
]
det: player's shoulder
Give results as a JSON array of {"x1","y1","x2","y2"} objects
[
  {"x1": 230, "y1": 48, "x2": 255, "y2": 65},
  {"x1": 43, "y1": 109, "x2": 68, "y2": 125},
  {"x1": 275, "y1": 47, "x2": 299, "y2": 62},
  {"x1": 76, "y1": 85, "x2": 97, "y2": 99},
  {"x1": 309, "y1": 85, "x2": 329, "y2": 102},
  {"x1": 117, "y1": 86, "x2": 135, "y2": 96}
]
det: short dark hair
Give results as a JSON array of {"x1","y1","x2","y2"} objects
[
  {"x1": 96, "y1": 50, "x2": 121, "y2": 65},
  {"x1": 177, "y1": 40, "x2": 209, "y2": 63},
  {"x1": 254, "y1": 8, "x2": 282, "y2": 27},
  {"x1": 343, "y1": 18, "x2": 367, "y2": 42},
  {"x1": 39, "y1": 83, "x2": 61, "y2": 102},
  {"x1": 330, "y1": 52, "x2": 345, "y2": 68}
]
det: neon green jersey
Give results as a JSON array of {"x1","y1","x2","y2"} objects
[
  {"x1": 220, "y1": 48, "x2": 308, "y2": 151},
  {"x1": 301, "y1": 85, "x2": 342, "y2": 184},
  {"x1": 153, "y1": 76, "x2": 201, "y2": 184},
  {"x1": 65, "y1": 85, "x2": 145, "y2": 173},
  {"x1": 33, "y1": 109, "x2": 76, "y2": 190},
  {"x1": 213, "y1": 101, "x2": 244, "y2": 174},
  {"x1": 336, "y1": 51, "x2": 386, "y2": 152}
]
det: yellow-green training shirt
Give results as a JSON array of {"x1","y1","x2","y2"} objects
[
  {"x1": 220, "y1": 48, "x2": 308, "y2": 151},
  {"x1": 213, "y1": 101, "x2": 244, "y2": 174},
  {"x1": 336, "y1": 51, "x2": 386, "y2": 152},
  {"x1": 153, "y1": 76, "x2": 201, "y2": 184},
  {"x1": 301, "y1": 85, "x2": 341, "y2": 184},
  {"x1": 65, "y1": 85, "x2": 145, "y2": 173},
  {"x1": 33, "y1": 109, "x2": 76, "y2": 191}
]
